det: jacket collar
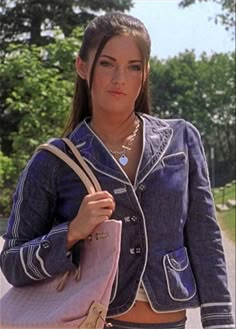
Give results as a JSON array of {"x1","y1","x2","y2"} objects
[
  {"x1": 69, "y1": 114, "x2": 173, "y2": 187},
  {"x1": 137, "y1": 114, "x2": 173, "y2": 185}
]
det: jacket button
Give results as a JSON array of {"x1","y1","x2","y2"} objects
[
  {"x1": 131, "y1": 216, "x2": 137, "y2": 222},
  {"x1": 41, "y1": 240, "x2": 51, "y2": 249},
  {"x1": 139, "y1": 184, "x2": 145, "y2": 191},
  {"x1": 130, "y1": 247, "x2": 142, "y2": 254},
  {"x1": 135, "y1": 247, "x2": 141, "y2": 254}
]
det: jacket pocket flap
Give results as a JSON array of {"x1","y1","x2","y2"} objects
[
  {"x1": 166, "y1": 247, "x2": 189, "y2": 271},
  {"x1": 163, "y1": 247, "x2": 197, "y2": 301},
  {"x1": 162, "y1": 152, "x2": 186, "y2": 166}
]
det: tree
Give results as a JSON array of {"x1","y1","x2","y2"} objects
[
  {"x1": 179, "y1": 0, "x2": 235, "y2": 36},
  {"x1": 0, "y1": 151, "x2": 16, "y2": 215},
  {"x1": 0, "y1": 28, "x2": 83, "y2": 156},
  {"x1": 0, "y1": 28, "x2": 84, "y2": 215},
  {"x1": 150, "y1": 51, "x2": 235, "y2": 185},
  {"x1": 0, "y1": 0, "x2": 133, "y2": 50}
]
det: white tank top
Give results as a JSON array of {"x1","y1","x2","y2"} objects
[{"x1": 136, "y1": 283, "x2": 149, "y2": 302}]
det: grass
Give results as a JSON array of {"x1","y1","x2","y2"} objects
[
  {"x1": 213, "y1": 182, "x2": 236, "y2": 243},
  {"x1": 213, "y1": 182, "x2": 236, "y2": 205},
  {"x1": 218, "y1": 208, "x2": 236, "y2": 242}
]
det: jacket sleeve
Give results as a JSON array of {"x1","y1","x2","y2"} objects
[
  {"x1": 0, "y1": 148, "x2": 79, "y2": 287},
  {"x1": 185, "y1": 121, "x2": 234, "y2": 328}
]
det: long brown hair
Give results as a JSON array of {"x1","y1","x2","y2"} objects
[{"x1": 63, "y1": 12, "x2": 152, "y2": 136}]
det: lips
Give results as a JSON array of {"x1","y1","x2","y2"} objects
[{"x1": 108, "y1": 90, "x2": 126, "y2": 96}]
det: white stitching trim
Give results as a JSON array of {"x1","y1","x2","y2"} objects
[
  {"x1": 203, "y1": 325, "x2": 235, "y2": 329},
  {"x1": 85, "y1": 159, "x2": 130, "y2": 185},
  {"x1": 136, "y1": 127, "x2": 173, "y2": 187},
  {"x1": 36, "y1": 245, "x2": 52, "y2": 277},
  {"x1": 20, "y1": 246, "x2": 39, "y2": 281},
  {"x1": 133, "y1": 114, "x2": 145, "y2": 188},
  {"x1": 106, "y1": 179, "x2": 150, "y2": 317},
  {"x1": 47, "y1": 227, "x2": 68, "y2": 237},
  {"x1": 162, "y1": 152, "x2": 186, "y2": 161},
  {"x1": 202, "y1": 313, "x2": 233, "y2": 319},
  {"x1": 85, "y1": 123, "x2": 132, "y2": 184},
  {"x1": 202, "y1": 314, "x2": 234, "y2": 320},
  {"x1": 163, "y1": 252, "x2": 197, "y2": 302},
  {"x1": 27, "y1": 245, "x2": 45, "y2": 279},
  {"x1": 201, "y1": 302, "x2": 232, "y2": 308},
  {"x1": 166, "y1": 249, "x2": 189, "y2": 272},
  {"x1": 12, "y1": 154, "x2": 37, "y2": 244},
  {"x1": 75, "y1": 141, "x2": 86, "y2": 148}
]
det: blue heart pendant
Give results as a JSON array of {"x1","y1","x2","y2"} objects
[{"x1": 119, "y1": 155, "x2": 128, "y2": 166}]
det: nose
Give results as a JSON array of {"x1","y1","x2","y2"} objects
[{"x1": 112, "y1": 67, "x2": 126, "y2": 85}]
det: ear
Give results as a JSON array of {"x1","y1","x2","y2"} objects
[
  {"x1": 142, "y1": 61, "x2": 150, "y2": 85},
  {"x1": 145, "y1": 61, "x2": 150, "y2": 80},
  {"x1": 76, "y1": 56, "x2": 88, "y2": 80},
  {"x1": 147, "y1": 61, "x2": 150, "y2": 74}
]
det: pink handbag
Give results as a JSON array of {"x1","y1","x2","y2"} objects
[{"x1": 0, "y1": 138, "x2": 122, "y2": 329}]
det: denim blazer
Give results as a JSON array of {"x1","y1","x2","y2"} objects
[{"x1": 0, "y1": 114, "x2": 234, "y2": 328}]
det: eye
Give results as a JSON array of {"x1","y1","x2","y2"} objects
[
  {"x1": 129, "y1": 64, "x2": 142, "y2": 71},
  {"x1": 99, "y1": 60, "x2": 113, "y2": 67}
]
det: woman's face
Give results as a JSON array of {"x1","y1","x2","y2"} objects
[{"x1": 78, "y1": 35, "x2": 145, "y2": 118}]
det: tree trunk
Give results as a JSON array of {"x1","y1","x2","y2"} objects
[{"x1": 30, "y1": 15, "x2": 43, "y2": 45}]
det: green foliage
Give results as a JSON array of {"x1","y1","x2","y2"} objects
[
  {"x1": 0, "y1": 0, "x2": 134, "y2": 50},
  {"x1": 0, "y1": 151, "x2": 17, "y2": 215},
  {"x1": 0, "y1": 36, "x2": 235, "y2": 215},
  {"x1": 179, "y1": 0, "x2": 235, "y2": 36},
  {"x1": 0, "y1": 29, "x2": 83, "y2": 214},
  {"x1": 150, "y1": 51, "x2": 235, "y2": 169},
  {"x1": 0, "y1": 28, "x2": 83, "y2": 156}
]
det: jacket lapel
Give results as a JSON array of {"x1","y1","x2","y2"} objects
[
  {"x1": 70, "y1": 120, "x2": 130, "y2": 184},
  {"x1": 69, "y1": 115, "x2": 173, "y2": 186},
  {"x1": 136, "y1": 115, "x2": 173, "y2": 185}
]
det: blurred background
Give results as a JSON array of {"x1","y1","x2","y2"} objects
[
  {"x1": 0, "y1": 0, "x2": 235, "y2": 230},
  {"x1": 0, "y1": 1, "x2": 235, "y2": 326}
]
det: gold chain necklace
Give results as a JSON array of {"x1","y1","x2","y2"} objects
[{"x1": 109, "y1": 120, "x2": 140, "y2": 166}]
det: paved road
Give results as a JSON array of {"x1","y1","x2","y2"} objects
[{"x1": 0, "y1": 228, "x2": 235, "y2": 328}]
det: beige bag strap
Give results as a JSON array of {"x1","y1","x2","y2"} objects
[
  {"x1": 37, "y1": 141, "x2": 101, "y2": 194},
  {"x1": 62, "y1": 138, "x2": 101, "y2": 193},
  {"x1": 36, "y1": 139, "x2": 103, "y2": 291}
]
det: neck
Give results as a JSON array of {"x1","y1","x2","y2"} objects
[{"x1": 90, "y1": 112, "x2": 138, "y2": 145}]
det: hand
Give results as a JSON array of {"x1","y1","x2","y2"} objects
[{"x1": 67, "y1": 191, "x2": 115, "y2": 249}]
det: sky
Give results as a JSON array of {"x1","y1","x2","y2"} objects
[{"x1": 127, "y1": 0, "x2": 235, "y2": 59}]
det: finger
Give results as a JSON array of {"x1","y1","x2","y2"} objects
[
  {"x1": 96, "y1": 208, "x2": 113, "y2": 218},
  {"x1": 89, "y1": 198, "x2": 115, "y2": 211},
  {"x1": 84, "y1": 191, "x2": 114, "y2": 202},
  {"x1": 95, "y1": 213, "x2": 112, "y2": 223},
  {"x1": 87, "y1": 206, "x2": 113, "y2": 220}
]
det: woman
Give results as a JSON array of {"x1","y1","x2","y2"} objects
[{"x1": 0, "y1": 12, "x2": 234, "y2": 329}]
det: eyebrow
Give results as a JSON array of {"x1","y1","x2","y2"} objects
[{"x1": 100, "y1": 54, "x2": 142, "y2": 63}]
